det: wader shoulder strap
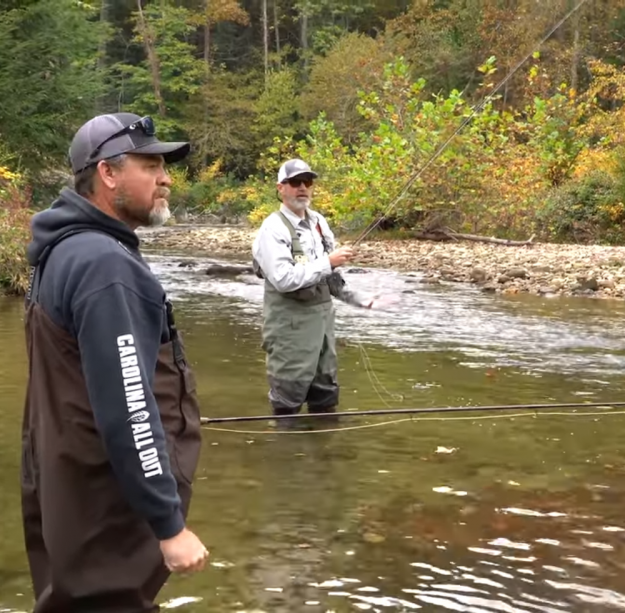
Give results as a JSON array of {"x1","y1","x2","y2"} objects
[
  {"x1": 276, "y1": 211, "x2": 331, "y2": 256},
  {"x1": 313, "y1": 218, "x2": 331, "y2": 254},
  {"x1": 165, "y1": 299, "x2": 187, "y2": 369},
  {"x1": 276, "y1": 211, "x2": 304, "y2": 256}
]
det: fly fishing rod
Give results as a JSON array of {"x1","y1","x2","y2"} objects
[
  {"x1": 351, "y1": 0, "x2": 591, "y2": 246},
  {"x1": 200, "y1": 400, "x2": 625, "y2": 424}
]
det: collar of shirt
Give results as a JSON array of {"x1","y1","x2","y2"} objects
[
  {"x1": 279, "y1": 204, "x2": 325, "y2": 259},
  {"x1": 279, "y1": 204, "x2": 318, "y2": 230}
]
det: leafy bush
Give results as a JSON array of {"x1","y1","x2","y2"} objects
[
  {"x1": 169, "y1": 160, "x2": 251, "y2": 219},
  {"x1": 244, "y1": 55, "x2": 625, "y2": 243},
  {"x1": 0, "y1": 167, "x2": 32, "y2": 295},
  {"x1": 537, "y1": 171, "x2": 625, "y2": 244}
]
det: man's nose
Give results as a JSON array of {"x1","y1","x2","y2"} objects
[{"x1": 159, "y1": 168, "x2": 172, "y2": 187}]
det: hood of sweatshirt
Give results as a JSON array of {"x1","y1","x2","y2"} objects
[{"x1": 27, "y1": 187, "x2": 139, "y2": 266}]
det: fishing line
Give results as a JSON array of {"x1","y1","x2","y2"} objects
[
  {"x1": 351, "y1": 0, "x2": 591, "y2": 246},
  {"x1": 357, "y1": 341, "x2": 404, "y2": 407}
]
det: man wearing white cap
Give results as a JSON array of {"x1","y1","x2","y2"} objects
[{"x1": 252, "y1": 158, "x2": 387, "y2": 423}]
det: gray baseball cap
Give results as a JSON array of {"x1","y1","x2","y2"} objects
[
  {"x1": 69, "y1": 112, "x2": 190, "y2": 174},
  {"x1": 277, "y1": 159, "x2": 318, "y2": 183}
]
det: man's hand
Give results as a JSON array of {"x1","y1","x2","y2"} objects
[
  {"x1": 329, "y1": 246, "x2": 355, "y2": 269},
  {"x1": 160, "y1": 528, "x2": 209, "y2": 573}
]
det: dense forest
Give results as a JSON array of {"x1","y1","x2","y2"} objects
[{"x1": 2, "y1": 0, "x2": 625, "y2": 292}]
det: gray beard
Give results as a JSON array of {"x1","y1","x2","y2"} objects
[
  {"x1": 113, "y1": 192, "x2": 170, "y2": 228},
  {"x1": 285, "y1": 194, "x2": 310, "y2": 211},
  {"x1": 147, "y1": 201, "x2": 171, "y2": 227}
]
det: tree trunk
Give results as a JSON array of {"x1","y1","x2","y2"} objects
[
  {"x1": 273, "y1": 0, "x2": 281, "y2": 65},
  {"x1": 135, "y1": 0, "x2": 166, "y2": 117},
  {"x1": 202, "y1": 1, "x2": 212, "y2": 167},
  {"x1": 95, "y1": 0, "x2": 110, "y2": 114},
  {"x1": 262, "y1": 0, "x2": 269, "y2": 87},
  {"x1": 300, "y1": 5, "x2": 308, "y2": 69},
  {"x1": 204, "y1": 0, "x2": 211, "y2": 66},
  {"x1": 570, "y1": 11, "x2": 580, "y2": 93}
]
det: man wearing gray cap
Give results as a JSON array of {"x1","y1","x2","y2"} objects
[
  {"x1": 252, "y1": 158, "x2": 388, "y2": 425},
  {"x1": 21, "y1": 113, "x2": 208, "y2": 611}
]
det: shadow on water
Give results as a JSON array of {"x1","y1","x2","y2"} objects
[{"x1": 3, "y1": 253, "x2": 625, "y2": 611}]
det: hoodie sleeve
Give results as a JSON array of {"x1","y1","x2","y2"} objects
[{"x1": 71, "y1": 271, "x2": 185, "y2": 541}]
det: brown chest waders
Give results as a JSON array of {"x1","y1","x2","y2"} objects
[{"x1": 21, "y1": 230, "x2": 202, "y2": 613}]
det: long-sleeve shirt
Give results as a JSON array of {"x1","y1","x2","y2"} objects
[{"x1": 252, "y1": 204, "x2": 371, "y2": 308}]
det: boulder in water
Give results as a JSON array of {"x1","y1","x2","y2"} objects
[{"x1": 206, "y1": 263, "x2": 254, "y2": 277}]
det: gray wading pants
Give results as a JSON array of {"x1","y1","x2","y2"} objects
[{"x1": 262, "y1": 286, "x2": 338, "y2": 415}]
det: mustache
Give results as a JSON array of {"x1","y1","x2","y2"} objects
[{"x1": 155, "y1": 187, "x2": 171, "y2": 200}]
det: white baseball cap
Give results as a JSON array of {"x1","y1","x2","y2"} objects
[{"x1": 277, "y1": 159, "x2": 318, "y2": 183}]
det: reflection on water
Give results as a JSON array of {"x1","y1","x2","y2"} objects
[{"x1": 2, "y1": 253, "x2": 625, "y2": 612}]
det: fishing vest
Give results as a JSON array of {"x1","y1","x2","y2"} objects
[{"x1": 255, "y1": 211, "x2": 333, "y2": 305}]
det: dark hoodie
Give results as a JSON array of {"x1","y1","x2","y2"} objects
[{"x1": 27, "y1": 187, "x2": 185, "y2": 540}]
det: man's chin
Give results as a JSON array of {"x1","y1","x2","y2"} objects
[{"x1": 147, "y1": 201, "x2": 171, "y2": 227}]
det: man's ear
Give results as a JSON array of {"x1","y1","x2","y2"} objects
[{"x1": 96, "y1": 160, "x2": 120, "y2": 190}]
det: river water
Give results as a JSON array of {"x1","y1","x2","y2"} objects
[{"x1": 2, "y1": 251, "x2": 625, "y2": 612}]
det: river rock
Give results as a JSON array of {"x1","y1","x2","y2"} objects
[
  {"x1": 470, "y1": 267, "x2": 488, "y2": 283},
  {"x1": 576, "y1": 276, "x2": 599, "y2": 291},
  {"x1": 206, "y1": 263, "x2": 254, "y2": 277},
  {"x1": 345, "y1": 268, "x2": 370, "y2": 274},
  {"x1": 504, "y1": 267, "x2": 529, "y2": 280},
  {"x1": 537, "y1": 287, "x2": 556, "y2": 296},
  {"x1": 136, "y1": 225, "x2": 625, "y2": 301}
]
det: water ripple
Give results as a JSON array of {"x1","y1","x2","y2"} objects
[{"x1": 146, "y1": 254, "x2": 625, "y2": 376}]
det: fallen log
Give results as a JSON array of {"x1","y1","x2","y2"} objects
[
  {"x1": 410, "y1": 229, "x2": 535, "y2": 246},
  {"x1": 447, "y1": 232, "x2": 536, "y2": 246}
]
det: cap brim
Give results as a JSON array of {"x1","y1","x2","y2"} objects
[{"x1": 130, "y1": 141, "x2": 190, "y2": 164}]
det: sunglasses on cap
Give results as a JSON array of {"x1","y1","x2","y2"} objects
[
  {"x1": 283, "y1": 177, "x2": 314, "y2": 188},
  {"x1": 82, "y1": 116, "x2": 156, "y2": 171}
]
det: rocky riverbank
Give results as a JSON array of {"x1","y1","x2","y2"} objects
[{"x1": 138, "y1": 225, "x2": 625, "y2": 299}]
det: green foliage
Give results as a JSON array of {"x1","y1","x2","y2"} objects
[
  {"x1": 300, "y1": 33, "x2": 391, "y2": 143},
  {"x1": 120, "y1": 4, "x2": 205, "y2": 138},
  {"x1": 244, "y1": 54, "x2": 625, "y2": 245},
  {"x1": 0, "y1": 0, "x2": 107, "y2": 173},
  {"x1": 252, "y1": 68, "x2": 303, "y2": 151},
  {"x1": 168, "y1": 161, "x2": 267, "y2": 220},
  {"x1": 538, "y1": 171, "x2": 625, "y2": 244},
  {"x1": 526, "y1": 87, "x2": 585, "y2": 187},
  {"x1": 257, "y1": 57, "x2": 511, "y2": 231},
  {"x1": 3, "y1": 0, "x2": 625, "y2": 286},
  {"x1": 184, "y1": 67, "x2": 259, "y2": 175}
]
